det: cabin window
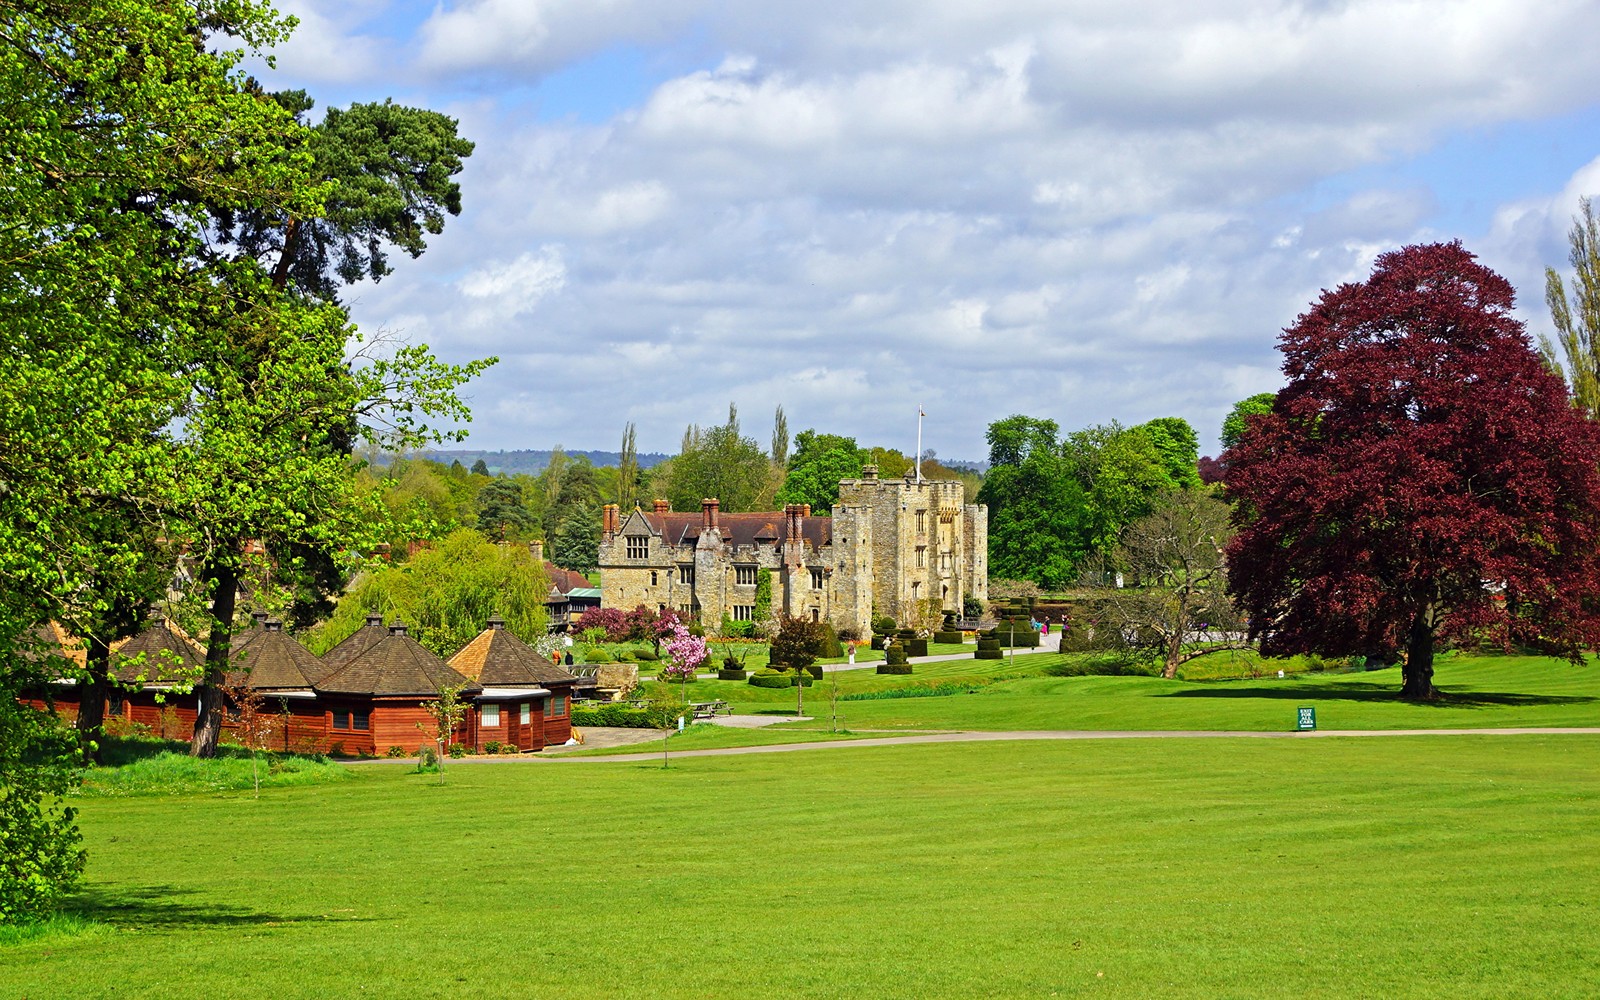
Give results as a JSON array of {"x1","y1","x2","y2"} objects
[
  {"x1": 333, "y1": 710, "x2": 369, "y2": 731},
  {"x1": 482, "y1": 704, "x2": 500, "y2": 728},
  {"x1": 735, "y1": 565, "x2": 757, "y2": 586},
  {"x1": 353, "y1": 711, "x2": 368, "y2": 731},
  {"x1": 810, "y1": 567, "x2": 824, "y2": 589},
  {"x1": 732, "y1": 605, "x2": 754, "y2": 621},
  {"x1": 547, "y1": 694, "x2": 567, "y2": 718},
  {"x1": 520, "y1": 703, "x2": 531, "y2": 725},
  {"x1": 333, "y1": 710, "x2": 349, "y2": 730},
  {"x1": 626, "y1": 535, "x2": 649, "y2": 559}
]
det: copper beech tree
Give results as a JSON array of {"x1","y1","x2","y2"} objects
[{"x1": 1224, "y1": 242, "x2": 1600, "y2": 699}]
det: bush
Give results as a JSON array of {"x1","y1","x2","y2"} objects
[
  {"x1": 871, "y1": 615, "x2": 896, "y2": 635},
  {"x1": 483, "y1": 740, "x2": 503, "y2": 754},
  {"x1": 933, "y1": 631, "x2": 965, "y2": 644},
  {"x1": 905, "y1": 639, "x2": 928, "y2": 657},
  {"x1": 415, "y1": 747, "x2": 439, "y2": 773},
  {"x1": 895, "y1": 629, "x2": 915, "y2": 640},
  {"x1": 616, "y1": 650, "x2": 639, "y2": 662},
  {"x1": 749, "y1": 670, "x2": 794, "y2": 689},
  {"x1": 870, "y1": 635, "x2": 885, "y2": 650},
  {"x1": 974, "y1": 648, "x2": 1004, "y2": 659},
  {"x1": 805, "y1": 664, "x2": 824, "y2": 679},
  {"x1": 720, "y1": 618, "x2": 757, "y2": 639},
  {"x1": 876, "y1": 663, "x2": 913, "y2": 675},
  {"x1": 962, "y1": 596, "x2": 984, "y2": 619},
  {"x1": 384, "y1": 745, "x2": 407, "y2": 758},
  {"x1": 571, "y1": 704, "x2": 672, "y2": 728},
  {"x1": 717, "y1": 668, "x2": 747, "y2": 680},
  {"x1": 885, "y1": 646, "x2": 908, "y2": 666},
  {"x1": 819, "y1": 624, "x2": 844, "y2": 659},
  {"x1": 633, "y1": 648, "x2": 660, "y2": 662},
  {"x1": 1043, "y1": 658, "x2": 1159, "y2": 678},
  {"x1": 447, "y1": 744, "x2": 465, "y2": 758},
  {"x1": 585, "y1": 647, "x2": 615, "y2": 664}
]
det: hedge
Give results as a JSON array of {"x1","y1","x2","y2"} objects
[
  {"x1": 571, "y1": 705, "x2": 679, "y2": 728},
  {"x1": 717, "y1": 668, "x2": 747, "y2": 680},
  {"x1": 876, "y1": 663, "x2": 913, "y2": 675},
  {"x1": 749, "y1": 671, "x2": 794, "y2": 689},
  {"x1": 933, "y1": 631, "x2": 965, "y2": 644},
  {"x1": 870, "y1": 635, "x2": 886, "y2": 650},
  {"x1": 905, "y1": 638, "x2": 928, "y2": 657}
]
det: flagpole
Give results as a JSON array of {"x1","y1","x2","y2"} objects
[{"x1": 915, "y1": 405, "x2": 923, "y2": 483}]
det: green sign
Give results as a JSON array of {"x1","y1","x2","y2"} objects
[{"x1": 1296, "y1": 706, "x2": 1317, "y2": 731}]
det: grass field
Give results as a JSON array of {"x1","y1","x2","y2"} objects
[
  {"x1": 5, "y1": 733, "x2": 1596, "y2": 998},
  {"x1": 611, "y1": 654, "x2": 1600, "y2": 758}
]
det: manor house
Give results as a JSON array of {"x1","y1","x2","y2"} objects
[{"x1": 596, "y1": 466, "x2": 987, "y2": 635}]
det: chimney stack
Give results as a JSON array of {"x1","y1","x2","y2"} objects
[
  {"x1": 530, "y1": 539, "x2": 545, "y2": 563},
  {"x1": 800, "y1": 504, "x2": 811, "y2": 517},
  {"x1": 702, "y1": 497, "x2": 720, "y2": 530},
  {"x1": 365, "y1": 612, "x2": 384, "y2": 628},
  {"x1": 388, "y1": 619, "x2": 408, "y2": 636},
  {"x1": 653, "y1": 498, "x2": 670, "y2": 514}
]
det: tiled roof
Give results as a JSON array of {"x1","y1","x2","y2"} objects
[
  {"x1": 635, "y1": 512, "x2": 832, "y2": 549},
  {"x1": 111, "y1": 619, "x2": 204, "y2": 685},
  {"x1": 316, "y1": 624, "x2": 481, "y2": 697},
  {"x1": 23, "y1": 621, "x2": 87, "y2": 676},
  {"x1": 449, "y1": 620, "x2": 578, "y2": 688},
  {"x1": 226, "y1": 623, "x2": 319, "y2": 692},
  {"x1": 543, "y1": 562, "x2": 595, "y2": 596}
]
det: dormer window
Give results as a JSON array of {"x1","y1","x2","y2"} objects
[{"x1": 626, "y1": 535, "x2": 649, "y2": 559}]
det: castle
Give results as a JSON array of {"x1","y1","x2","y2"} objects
[{"x1": 596, "y1": 466, "x2": 987, "y2": 635}]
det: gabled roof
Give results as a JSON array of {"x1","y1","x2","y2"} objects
[
  {"x1": 316, "y1": 623, "x2": 481, "y2": 698},
  {"x1": 316, "y1": 613, "x2": 390, "y2": 682},
  {"x1": 22, "y1": 621, "x2": 87, "y2": 676},
  {"x1": 111, "y1": 618, "x2": 204, "y2": 686},
  {"x1": 227, "y1": 622, "x2": 319, "y2": 692},
  {"x1": 628, "y1": 511, "x2": 833, "y2": 549},
  {"x1": 449, "y1": 619, "x2": 578, "y2": 688},
  {"x1": 543, "y1": 562, "x2": 594, "y2": 596}
]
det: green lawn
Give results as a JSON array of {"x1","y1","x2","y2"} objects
[
  {"x1": 6, "y1": 734, "x2": 1597, "y2": 998},
  {"x1": 629, "y1": 654, "x2": 1599, "y2": 749}
]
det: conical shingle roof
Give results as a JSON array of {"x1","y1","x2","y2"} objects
[
  {"x1": 316, "y1": 612, "x2": 390, "y2": 682},
  {"x1": 449, "y1": 617, "x2": 578, "y2": 688},
  {"x1": 111, "y1": 618, "x2": 204, "y2": 685},
  {"x1": 316, "y1": 622, "x2": 480, "y2": 697},
  {"x1": 227, "y1": 621, "x2": 319, "y2": 692}
]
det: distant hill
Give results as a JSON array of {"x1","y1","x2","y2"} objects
[{"x1": 415, "y1": 448, "x2": 671, "y2": 476}]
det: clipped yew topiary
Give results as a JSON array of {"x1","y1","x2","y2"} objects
[
  {"x1": 717, "y1": 668, "x2": 747, "y2": 680},
  {"x1": 975, "y1": 637, "x2": 1003, "y2": 660},
  {"x1": 749, "y1": 669, "x2": 794, "y2": 689},
  {"x1": 933, "y1": 630, "x2": 965, "y2": 644}
]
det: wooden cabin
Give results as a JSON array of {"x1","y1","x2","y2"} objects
[
  {"x1": 314, "y1": 620, "x2": 482, "y2": 756},
  {"x1": 222, "y1": 619, "x2": 327, "y2": 754},
  {"x1": 449, "y1": 616, "x2": 579, "y2": 751}
]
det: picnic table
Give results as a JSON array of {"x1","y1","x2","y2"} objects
[{"x1": 691, "y1": 700, "x2": 731, "y2": 719}]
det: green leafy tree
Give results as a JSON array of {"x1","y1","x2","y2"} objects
[
  {"x1": 476, "y1": 478, "x2": 535, "y2": 540},
  {"x1": 1220, "y1": 393, "x2": 1277, "y2": 452},
  {"x1": 771, "y1": 405, "x2": 790, "y2": 466},
  {"x1": 617, "y1": 422, "x2": 639, "y2": 511},
  {"x1": 770, "y1": 616, "x2": 827, "y2": 717},
  {"x1": 977, "y1": 416, "x2": 1084, "y2": 588},
  {"x1": 308, "y1": 529, "x2": 549, "y2": 657},
  {"x1": 1540, "y1": 197, "x2": 1600, "y2": 417},
  {"x1": 1138, "y1": 417, "x2": 1202, "y2": 489},
  {"x1": 775, "y1": 431, "x2": 866, "y2": 511},
  {"x1": 470, "y1": 458, "x2": 490, "y2": 476},
  {"x1": 654, "y1": 404, "x2": 773, "y2": 512}
]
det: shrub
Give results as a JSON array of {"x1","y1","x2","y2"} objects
[
  {"x1": 483, "y1": 740, "x2": 504, "y2": 754},
  {"x1": 384, "y1": 745, "x2": 407, "y2": 758},
  {"x1": 415, "y1": 747, "x2": 439, "y2": 773},
  {"x1": 571, "y1": 705, "x2": 670, "y2": 728},
  {"x1": 749, "y1": 669, "x2": 793, "y2": 689},
  {"x1": 974, "y1": 648, "x2": 1004, "y2": 659},
  {"x1": 720, "y1": 618, "x2": 757, "y2": 639},
  {"x1": 717, "y1": 668, "x2": 747, "y2": 680},
  {"x1": 906, "y1": 638, "x2": 928, "y2": 657},
  {"x1": 447, "y1": 744, "x2": 465, "y2": 758},
  {"x1": 805, "y1": 664, "x2": 824, "y2": 679},
  {"x1": 933, "y1": 630, "x2": 965, "y2": 644},
  {"x1": 962, "y1": 596, "x2": 984, "y2": 619},
  {"x1": 871, "y1": 615, "x2": 896, "y2": 635},
  {"x1": 876, "y1": 663, "x2": 913, "y2": 675},
  {"x1": 616, "y1": 649, "x2": 639, "y2": 662},
  {"x1": 819, "y1": 624, "x2": 844, "y2": 659},
  {"x1": 585, "y1": 647, "x2": 615, "y2": 663},
  {"x1": 870, "y1": 635, "x2": 885, "y2": 650},
  {"x1": 895, "y1": 628, "x2": 915, "y2": 640},
  {"x1": 633, "y1": 648, "x2": 660, "y2": 662},
  {"x1": 885, "y1": 646, "x2": 908, "y2": 666}
]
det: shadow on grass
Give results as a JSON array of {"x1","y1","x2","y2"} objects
[
  {"x1": 1159, "y1": 682, "x2": 1596, "y2": 709},
  {"x1": 66, "y1": 884, "x2": 370, "y2": 931}
]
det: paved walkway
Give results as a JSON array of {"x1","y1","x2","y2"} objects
[{"x1": 537, "y1": 726, "x2": 1600, "y2": 763}]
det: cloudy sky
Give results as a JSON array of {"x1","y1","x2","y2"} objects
[{"x1": 260, "y1": 0, "x2": 1600, "y2": 461}]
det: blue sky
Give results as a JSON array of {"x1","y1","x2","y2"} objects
[{"x1": 263, "y1": 0, "x2": 1600, "y2": 461}]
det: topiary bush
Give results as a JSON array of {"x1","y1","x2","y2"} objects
[
  {"x1": 906, "y1": 638, "x2": 928, "y2": 657},
  {"x1": 876, "y1": 661, "x2": 913, "y2": 674},
  {"x1": 717, "y1": 668, "x2": 747, "y2": 680},
  {"x1": 805, "y1": 664, "x2": 824, "y2": 679},
  {"x1": 870, "y1": 635, "x2": 886, "y2": 650},
  {"x1": 871, "y1": 615, "x2": 896, "y2": 635},
  {"x1": 585, "y1": 647, "x2": 615, "y2": 663},
  {"x1": 749, "y1": 669, "x2": 794, "y2": 689},
  {"x1": 933, "y1": 630, "x2": 965, "y2": 644},
  {"x1": 975, "y1": 637, "x2": 1003, "y2": 660},
  {"x1": 819, "y1": 624, "x2": 844, "y2": 659},
  {"x1": 633, "y1": 648, "x2": 660, "y2": 662}
]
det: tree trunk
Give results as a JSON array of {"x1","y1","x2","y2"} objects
[
  {"x1": 1401, "y1": 608, "x2": 1438, "y2": 700},
  {"x1": 190, "y1": 558, "x2": 240, "y2": 758},
  {"x1": 75, "y1": 634, "x2": 113, "y2": 764}
]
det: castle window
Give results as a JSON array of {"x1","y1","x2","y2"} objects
[
  {"x1": 810, "y1": 567, "x2": 824, "y2": 589},
  {"x1": 626, "y1": 535, "x2": 649, "y2": 559},
  {"x1": 679, "y1": 564, "x2": 695, "y2": 585},
  {"x1": 651, "y1": 570, "x2": 658, "y2": 586},
  {"x1": 916, "y1": 545, "x2": 927, "y2": 568},
  {"x1": 732, "y1": 605, "x2": 754, "y2": 621},
  {"x1": 736, "y1": 565, "x2": 757, "y2": 586},
  {"x1": 811, "y1": 608, "x2": 820, "y2": 622},
  {"x1": 916, "y1": 509, "x2": 927, "y2": 534}
]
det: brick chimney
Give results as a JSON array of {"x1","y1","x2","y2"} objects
[
  {"x1": 800, "y1": 504, "x2": 810, "y2": 517},
  {"x1": 600, "y1": 503, "x2": 620, "y2": 539},
  {"x1": 653, "y1": 498, "x2": 670, "y2": 514},
  {"x1": 702, "y1": 497, "x2": 720, "y2": 530},
  {"x1": 530, "y1": 539, "x2": 545, "y2": 563}
]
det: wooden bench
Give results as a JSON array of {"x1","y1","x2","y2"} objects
[{"x1": 691, "y1": 700, "x2": 731, "y2": 719}]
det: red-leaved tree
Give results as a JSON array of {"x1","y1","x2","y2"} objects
[{"x1": 1224, "y1": 242, "x2": 1600, "y2": 699}]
